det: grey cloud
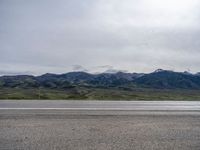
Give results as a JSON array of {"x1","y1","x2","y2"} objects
[
  {"x1": 96, "y1": 65, "x2": 114, "y2": 70},
  {"x1": 72, "y1": 65, "x2": 88, "y2": 72},
  {"x1": 0, "y1": 0, "x2": 200, "y2": 75},
  {"x1": 0, "y1": 70, "x2": 34, "y2": 76}
]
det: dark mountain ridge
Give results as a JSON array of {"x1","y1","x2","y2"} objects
[
  {"x1": 1, "y1": 70, "x2": 200, "y2": 89},
  {"x1": 135, "y1": 70, "x2": 200, "y2": 89}
]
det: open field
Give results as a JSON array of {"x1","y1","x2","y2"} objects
[{"x1": 1, "y1": 87, "x2": 200, "y2": 100}]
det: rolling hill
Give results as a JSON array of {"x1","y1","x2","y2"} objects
[
  {"x1": 1, "y1": 70, "x2": 200, "y2": 100},
  {"x1": 1, "y1": 70, "x2": 200, "y2": 89}
]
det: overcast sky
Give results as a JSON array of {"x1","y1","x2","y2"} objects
[{"x1": 1, "y1": 0, "x2": 200, "y2": 75}]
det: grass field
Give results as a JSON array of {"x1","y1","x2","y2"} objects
[{"x1": 1, "y1": 87, "x2": 200, "y2": 100}]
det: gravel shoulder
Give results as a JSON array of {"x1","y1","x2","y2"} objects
[{"x1": 0, "y1": 110, "x2": 200, "y2": 150}]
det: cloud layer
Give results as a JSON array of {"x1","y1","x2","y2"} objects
[{"x1": 1, "y1": 0, "x2": 200, "y2": 75}]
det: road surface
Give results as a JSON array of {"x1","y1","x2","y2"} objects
[
  {"x1": 0, "y1": 100, "x2": 200, "y2": 150},
  {"x1": 1, "y1": 100, "x2": 200, "y2": 110}
]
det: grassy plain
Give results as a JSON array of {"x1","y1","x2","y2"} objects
[{"x1": 1, "y1": 87, "x2": 200, "y2": 100}]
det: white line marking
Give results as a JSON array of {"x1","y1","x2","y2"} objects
[{"x1": 0, "y1": 108, "x2": 200, "y2": 110}]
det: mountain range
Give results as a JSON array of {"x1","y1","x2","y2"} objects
[{"x1": 1, "y1": 69, "x2": 200, "y2": 89}]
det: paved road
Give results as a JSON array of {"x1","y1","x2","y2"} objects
[
  {"x1": 1, "y1": 100, "x2": 200, "y2": 110},
  {"x1": 0, "y1": 101, "x2": 200, "y2": 150}
]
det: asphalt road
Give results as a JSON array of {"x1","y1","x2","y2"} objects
[
  {"x1": 0, "y1": 101, "x2": 200, "y2": 150},
  {"x1": 1, "y1": 100, "x2": 200, "y2": 110}
]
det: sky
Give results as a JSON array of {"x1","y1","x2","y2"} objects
[{"x1": 0, "y1": 0, "x2": 200, "y2": 75}]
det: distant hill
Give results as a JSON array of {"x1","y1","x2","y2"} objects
[
  {"x1": 135, "y1": 70, "x2": 200, "y2": 89},
  {"x1": 1, "y1": 70, "x2": 200, "y2": 89}
]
